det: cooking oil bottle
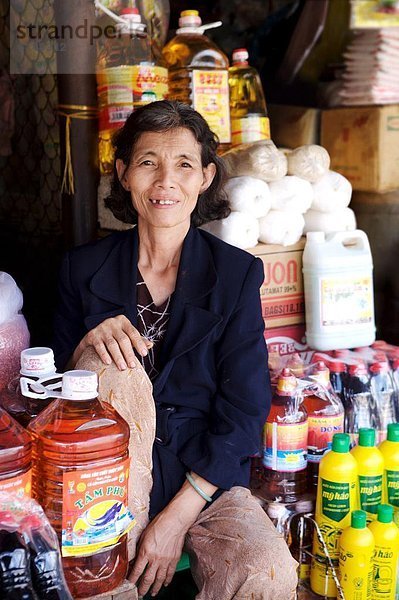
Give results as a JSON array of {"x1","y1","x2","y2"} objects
[
  {"x1": 263, "y1": 368, "x2": 308, "y2": 502},
  {"x1": 368, "y1": 504, "x2": 399, "y2": 600},
  {"x1": 310, "y1": 433, "x2": 358, "y2": 598},
  {"x1": 96, "y1": 6, "x2": 168, "y2": 174},
  {"x1": 338, "y1": 509, "x2": 374, "y2": 600},
  {"x1": 27, "y1": 370, "x2": 134, "y2": 599},
  {"x1": 228, "y1": 48, "x2": 270, "y2": 147},
  {"x1": 162, "y1": 10, "x2": 231, "y2": 147},
  {"x1": 379, "y1": 423, "x2": 399, "y2": 522},
  {"x1": 0, "y1": 405, "x2": 31, "y2": 498},
  {"x1": 351, "y1": 428, "x2": 384, "y2": 522},
  {"x1": 303, "y1": 361, "x2": 345, "y2": 491}
]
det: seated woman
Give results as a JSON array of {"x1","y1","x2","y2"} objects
[{"x1": 53, "y1": 100, "x2": 298, "y2": 599}]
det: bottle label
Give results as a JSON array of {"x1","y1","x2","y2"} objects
[
  {"x1": 192, "y1": 70, "x2": 231, "y2": 143},
  {"x1": 98, "y1": 65, "x2": 168, "y2": 132},
  {"x1": 307, "y1": 414, "x2": 344, "y2": 463},
  {"x1": 0, "y1": 470, "x2": 31, "y2": 498},
  {"x1": 320, "y1": 276, "x2": 373, "y2": 328},
  {"x1": 231, "y1": 116, "x2": 270, "y2": 146},
  {"x1": 263, "y1": 421, "x2": 307, "y2": 472},
  {"x1": 372, "y1": 544, "x2": 398, "y2": 598},
  {"x1": 359, "y1": 474, "x2": 382, "y2": 515},
  {"x1": 339, "y1": 544, "x2": 373, "y2": 598},
  {"x1": 321, "y1": 479, "x2": 350, "y2": 523},
  {"x1": 61, "y1": 458, "x2": 135, "y2": 557},
  {"x1": 385, "y1": 469, "x2": 399, "y2": 507}
]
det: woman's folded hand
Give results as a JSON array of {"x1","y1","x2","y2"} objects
[{"x1": 71, "y1": 315, "x2": 153, "y2": 371}]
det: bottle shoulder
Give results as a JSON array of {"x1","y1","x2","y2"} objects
[{"x1": 163, "y1": 35, "x2": 229, "y2": 69}]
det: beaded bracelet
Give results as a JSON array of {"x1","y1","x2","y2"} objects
[{"x1": 185, "y1": 472, "x2": 213, "y2": 503}]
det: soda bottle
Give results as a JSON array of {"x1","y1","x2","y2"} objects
[
  {"x1": 303, "y1": 361, "x2": 344, "y2": 490},
  {"x1": 338, "y1": 509, "x2": 374, "y2": 600},
  {"x1": 20, "y1": 514, "x2": 73, "y2": 600},
  {"x1": 0, "y1": 406, "x2": 31, "y2": 498},
  {"x1": 96, "y1": 6, "x2": 168, "y2": 174},
  {"x1": 162, "y1": 10, "x2": 231, "y2": 147},
  {"x1": 228, "y1": 47, "x2": 270, "y2": 147},
  {"x1": 28, "y1": 370, "x2": 134, "y2": 599},
  {"x1": 0, "y1": 527, "x2": 38, "y2": 600},
  {"x1": 344, "y1": 361, "x2": 380, "y2": 446},
  {"x1": 2, "y1": 347, "x2": 59, "y2": 426},
  {"x1": 351, "y1": 428, "x2": 384, "y2": 522},
  {"x1": 368, "y1": 504, "x2": 399, "y2": 600},
  {"x1": 369, "y1": 358, "x2": 396, "y2": 442},
  {"x1": 379, "y1": 423, "x2": 399, "y2": 522},
  {"x1": 327, "y1": 358, "x2": 347, "y2": 407},
  {"x1": 310, "y1": 433, "x2": 358, "y2": 598},
  {"x1": 263, "y1": 368, "x2": 308, "y2": 502}
]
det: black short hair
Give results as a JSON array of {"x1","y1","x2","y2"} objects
[{"x1": 105, "y1": 100, "x2": 230, "y2": 227}]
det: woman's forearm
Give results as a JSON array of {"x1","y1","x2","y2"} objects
[{"x1": 164, "y1": 471, "x2": 218, "y2": 529}]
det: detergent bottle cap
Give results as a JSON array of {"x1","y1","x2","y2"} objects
[
  {"x1": 358, "y1": 428, "x2": 375, "y2": 447},
  {"x1": 332, "y1": 433, "x2": 350, "y2": 453},
  {"x1": 377, "y1": 504, "x2": 393, "y2": 524},
  {"x1": 351, "y1": 510, "x2": 367, "y2": 529},
  {"x1": 387, "y1": 423, "x2": 399, "y2": 443}
]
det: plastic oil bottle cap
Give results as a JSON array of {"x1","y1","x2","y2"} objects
[
  {"x1": 62, "y1": 370, "x2": 98, "y2": 400},
  {"x1": 179, "y1": 10, "x2": 202, "y2": 27},
  {"x1": 387, "y1": 423, "x2": 399, "y2": 442},
  {"x1": 20, "y1": 347, "x2": 56, "y2": 376},
  {"x1": 358, "y1": 428, "x2": 375, "y2": 447},
  {"x1": 232, "y1": 48, "x2": 249, "y2": 63},
  {"x1": 332, "y1": 433, "x2": 350, "y2": 453},
  {"x1": 377, "y1": 504, "x2": 394, "y2": 523},
  {"x1": 351, "y1": 510, "x2": 367, "y2": 529}
]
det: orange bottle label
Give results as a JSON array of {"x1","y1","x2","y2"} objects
[
  {"x1": 307, "y1": 414, "x2": 344, "y2": 463},
  {"x1": 0, "y1": 469, "x2": 32, "y2": 498},
  {"x1": 264, "y1": 421, "x2": 308, "y2": 472},
  {"x1": 61, "y1": 457, "x2": 135, "y2": 557},
  {"x1": 192, "y1": 69, "x2": 231, "y2": 143}
]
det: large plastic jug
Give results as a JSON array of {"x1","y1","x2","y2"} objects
[
  {"x1": 26, "y1": 370, "x2": 134, "y2": 599},
  {"x1": 303, "y1": 230, "x2": 375, "y2": 351},
  {"x1": 0, "y1": 406, "x2": 32, "y2": 498}
]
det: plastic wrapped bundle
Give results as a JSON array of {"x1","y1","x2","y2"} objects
[
  {"x1": 224, "y1": 176, "x2": 271, "y2": 218},
  {"x1": 221, "y1": 140, "x2": 288, "y2": 182},
  {"x1": 269, "y1": 176, "x2": 313, "y2": 213},
  {"x1": 311, "y1": 171, "x2": 352, "y2": 213},
  {"x1": 287, "y1": 144, "x2": 330, "y2": 182},
  {"x1": 258, "y1": 210, "x2": 305, "y2": 246},
  {"x1": 201, "y1": 212, "x2": 260, "y2": 250},
  {"x1": 304, "y1": 207, "x2": 356, "y2": 234},
  {"x1": 0, "y1": 273, "x2": 30, "y2": 397}
]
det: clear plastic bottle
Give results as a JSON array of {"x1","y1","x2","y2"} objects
[
  {"x1": 96, "y1": 7, "x2": 169, "y2": 174},
  {"x1": 327, "y1": 358, "x2": 347, "y2": 407},
  {"x1": 228, "y1": 48, "x2": 270, "y2": 147},
  {"x1": 350, "y1": 428, "x2": 384, "y2": 522},
  {"x1": 310, "y1": 433, "x2": 358, "y2": 599},
  {"x1": 4, "y1": 347, "x2": 60, "y2": 427},
  {"x1": 303, "y1": 361, "x2": 345, "y2": 490},
  {"x1": 369, "y1": 358, "x2": 396, "y2": 443},
  {"x1": 28, "y1": 370, "x2": 133, "y2": 599},
  {"x1": 0, "y1": 406, "x2": 32, "y2": 498},
  {"x1": 162, "y1": 10, "x2": 231, "y2": 147},
  {"x1": 263, "y1": 368, "x2": 308, "y2": 503},
  {"x1": 344, "y1": 361, "x2": 380, "y2": 446}
]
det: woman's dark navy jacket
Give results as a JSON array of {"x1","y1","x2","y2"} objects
[{"x1": 53, "y1": 225, "x2": 271, "y2": 518}]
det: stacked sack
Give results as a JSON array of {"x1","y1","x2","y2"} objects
[{"x1": 201, "y1": 140, "x2": 356, "y2": 249}]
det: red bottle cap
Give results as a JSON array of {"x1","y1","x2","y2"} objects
[
  {"x1": 232, "y1": 48, "x2": 249, "y2": 64},
  {"x1": 348, "y1": 361, "x2": 368, "y2": 376},
  {"x1": 327, "y1": 359, "x2": 346, "y2": 373}
]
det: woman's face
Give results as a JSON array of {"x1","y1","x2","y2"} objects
[{"x1": 117, "y1": 127, "x2": 216, "y2": 230}]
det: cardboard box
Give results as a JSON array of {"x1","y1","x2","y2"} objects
[
  {"x1": 321, "y1": 105, "x2": 399, "y2": 193},
  {"x1": 264, "y1": 323, "x2": 314, "y2": 365},
  {"x1": 247, "y1": 239, "x2": 305, "y2": 328},
  {"x1": 268, "y1": 104, "x2": 321, "y2": 149}
]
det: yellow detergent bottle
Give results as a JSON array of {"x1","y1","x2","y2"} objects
[
  {"x1": 338, "y1": 510, "x2": 374, "y2": 600},
  {"x1": 379, "y1": 423, "x2": 399, "y2": 524},
  {"x1": 351, "y1": 428, "x2": 384, "y2": 523},
  {"x1": 310, "y1": 433, "x2": 358, "y2": 598},
  {"x1": 368, "y1": 504, "x2": 399, "y2": 600}
]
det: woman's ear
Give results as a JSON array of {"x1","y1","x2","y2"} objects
[
  {"x1": 116, "y1": 159, "x2": 130, "y2": 190},
  {"x1": 200, "y1": 162, "x2": 217, "y2": 193}
]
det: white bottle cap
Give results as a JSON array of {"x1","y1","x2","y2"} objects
[
  {"x1": 20, "y1": 347, "x2": 56, "y2": 377},
  {"x1": 179, "y1": 10, "x2": 202, "y2": 28},
  {"x1": 62, "y1": 370, "x2": 98, "y2": 400},
  {"x1": 266, "y1": 501, "x2": 288, "y2": 520},
  {"x1": 232, "y1": 48, "x2": 248, "y2": 63}
]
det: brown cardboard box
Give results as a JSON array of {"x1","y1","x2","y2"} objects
[
  {"x1": 268, "y1": 104, "x2": 320, "y2": 148},
  {"x1": 247, "y1": 239, "x2": 305, "y2": 328},
  {"x1": 321, "y1": 105, "x2": 399, "y2": 192}
]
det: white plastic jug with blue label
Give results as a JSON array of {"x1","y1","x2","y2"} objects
[{"x1": 302, "y1": 230, "x2": 375, "y2": 351}]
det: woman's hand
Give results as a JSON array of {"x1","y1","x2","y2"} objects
[
  {"x1": 128, "y1": 507, "x2": 187, "y2": 597},
  {"x1": 71, "y1": 315, "x2": 153, "y2": 371}
]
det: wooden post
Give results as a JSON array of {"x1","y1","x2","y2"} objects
[{"x1": 54, "y1": 0, "x2": 99, "y2": 248}]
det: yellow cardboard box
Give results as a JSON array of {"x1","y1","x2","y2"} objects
[
  {"x1": 321, "y1": 105, "x2": 399, "y2": 193},
  {"x1": 268, "y1": 104, "x2": 320, "y2": 149}
]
